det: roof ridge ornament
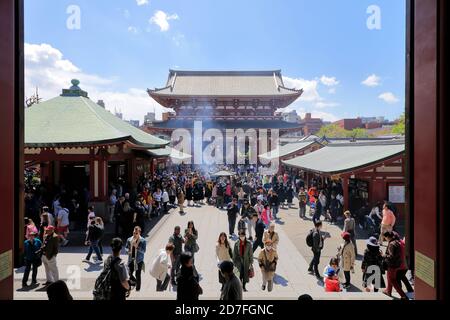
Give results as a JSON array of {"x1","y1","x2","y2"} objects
[{"x1": 61, "y1": 79, "x2": 88, "y2": 98}]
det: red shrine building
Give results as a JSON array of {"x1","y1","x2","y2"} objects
[{"x1": 144, "y1": 70, "x2": 305, "y2": 165}]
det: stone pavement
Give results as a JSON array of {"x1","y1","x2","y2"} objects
[{"x1": 14, "y1": 200, "x2": 398, "y2": 300}]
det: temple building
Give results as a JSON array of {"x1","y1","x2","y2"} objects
[
  {"x1": 144, "y1": 70, "x2": 305, "y2": 165},
  {"x1": 24, "y1": 80, "x2": 171, "y2": 216}
]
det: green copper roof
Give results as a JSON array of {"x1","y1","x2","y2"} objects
[
  {"x1": 147, "y1": 146, "x2": 192, "y2": 160},
  {"x1": 282, "y1": 141, "x2": 405, "y2": 175},
  {"x1": 259, "y1": 140, "x2": 319, "y2": 161},
  {"x1": 25, "y1": 81, "x2": 169, "y2": 148}
]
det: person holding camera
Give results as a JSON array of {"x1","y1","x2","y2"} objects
[{"x1": 126, "y1": 226, "x2": 146, "y2": 292}]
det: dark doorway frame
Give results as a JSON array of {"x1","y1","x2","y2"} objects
[{"x1": 0, "y1": 0, "x2": 448, "y2": 300}]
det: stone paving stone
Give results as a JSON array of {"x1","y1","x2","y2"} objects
[{"x1": 14, "y1": 201, "x2": 392, "y2": 300}]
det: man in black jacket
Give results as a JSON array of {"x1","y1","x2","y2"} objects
[
  {"x1": 252, "y1": 213, "x2": 265, "y2": 252},
  {"x1": 241, "y1": 200, "x2": 256, "y2": 240},
  {"x1": 169, "y1": 226, "x2": 185, "y2": 286},
  {"x1": 308, "y1": 221, "x2": 324, "y2": 280},
  {"x1": 176, "y1": 252, "x2": 203, "y2": 301},
  {"x1": 227, "y1": 198, "x2": 240, "y2": 238}
]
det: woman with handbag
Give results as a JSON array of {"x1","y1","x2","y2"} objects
[
  {"x1": 216, "y1": 232, "x2": 233, "y2": 290},
  {"x1": 258, "y1": 239, "x2": 278, "y2": 292},
  {"x1": 233, "y1": 230, "x2": 254, "y2": 292},
  {"x1": 184, "y1": 221, "x2": 199, "y2": 261}
]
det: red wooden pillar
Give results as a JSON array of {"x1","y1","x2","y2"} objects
[
  {"x1": 0, "y1": 0, "x2": 23, "y2": 299},
  {"x1": 412, "y1": 0, "x2": 448, "y2": 300}
]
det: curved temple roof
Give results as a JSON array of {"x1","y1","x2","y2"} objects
[
  {"x1": 282, "y1": 140, "x2": 405, "y2": 175},
  {"x1": 25, "y1": 80, "x2": 169, "y2": 148},
  {"x1": 148, "y1": 70, "x2": 303, "y2": 97}
]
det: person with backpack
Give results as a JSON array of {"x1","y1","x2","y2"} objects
[
  {"x1": 93, "y1": 238, "x2": 130, "y2": 301},
  {"x1": 125, "y1": 226, "x2": 146, "y2": 292},
  {"x1": 150, "y1": 243, "x2": 174, "y2": 291},
  {"x1": 362, "y1": 236, "x2": 385, "y2": 292},
  {"x1": 258, "y1": 239, "x2": 278, "y2": 292},
  {"x1": 307, "y1": 221, "x2": 324, "y2": 281},
  {"x1": 216, "y1": 232, "x2": 233, "y2": 291}
]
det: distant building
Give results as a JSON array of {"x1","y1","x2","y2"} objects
[
  {"x1": 282, "y1": 110, "x2": 299, "y2": 123},
  {"x1": 127, "y1": 120, "x2": 140, "y2": 127},
  {"x1": 334, "y1": 118, "x2": 363, "y2": 130},
  {"x1": 299, "y1": 113, "x2": 324, "y2": 135},
  {"x1": 144, "y1": 112, "x2": 156, "y2": 124}
]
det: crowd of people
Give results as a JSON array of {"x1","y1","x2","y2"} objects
[{"x1": 21, "y1": 165, "x2": 413, "y2": 301}]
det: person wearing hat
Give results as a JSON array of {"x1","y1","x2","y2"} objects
[
  {"x1": 338, "y1": 231, "x2": 355, "y2": 289},
  {"x1": 324, "y1": 266, "x2": 341, "y2": 292},
  {"x1": 219, "y1": 260, "x2": 243, "y2": 300},
  {"x1": 22, "y1": 231, "x2": 42, "y2": 287},
  {"x1": 263, "y1": 223, "x2": 279, "y2": 250},
  {"x1": 232, "y1": 230, "x2": 254, "y2": 292},
  {"x1": 362, "y1": 236, "x2": 385, "y2": 292},
  {"x1": 40, "y1": 225, "x2": 60, "y2": 285},
  {"x1": 258, "y1": 239, "x2": 278, "y2": 292}
]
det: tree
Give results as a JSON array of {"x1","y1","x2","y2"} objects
[
  {"x1": 346, "y1": 128, "x2": 370, "y2": 138},
  {"x1": 391, "y1": 113, "x2": 405, "y2": 135},
  {"x1": 316, "y1": 124, "x2": 348, "y2": 138}
]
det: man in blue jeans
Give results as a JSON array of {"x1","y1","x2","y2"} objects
[
  {"x1": 22, "y1": 232, "x2": 42, "y2": 287},
  {"x1": 83, "y1": 219, "x2": 103, "y2": 263}
]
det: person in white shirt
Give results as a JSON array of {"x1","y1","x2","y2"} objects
[
  {"x1": 56, "y1": 202, "x2": 70, "y2": 246},
  {"x1": 150, "y1": 243, "x2": 174, "y2": 291},
  {"x1": 162, "y1": 189, "x2": 170, "y2": 213}
]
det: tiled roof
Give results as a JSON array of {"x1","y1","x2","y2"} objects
[
  {"x1": 148, "y1": 70, "x2": 303, "y2": 97},
  {"x1": 282, "y1": 140, "x2": 405, "y2": 175},
  {"x1": 25, "y1": 80, "x2": 169, "y2": 148}
]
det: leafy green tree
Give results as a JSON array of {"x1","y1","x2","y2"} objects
[
  {"x1": 316, "y1": 124, "x2": 348, "y2": 138},
  {"x1": 346, "y1": 128, "x2": 369, "y2": 138},
  {"x1": 392, "y1": 113, "x2": 405, "y2": 135}
]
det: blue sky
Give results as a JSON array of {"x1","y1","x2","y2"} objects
[{"x1": 24, "y1": 0, "x2": 406, "y2": 122}]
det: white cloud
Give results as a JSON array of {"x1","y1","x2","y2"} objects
[
  {"x1": 362, "y1": 74, "x2": 381, "y2": 87},
  {"x1": 320, "y1": 75, "x2": 339, "y2": 87},
  {"x1": 25, "y1": 43, "x2": 169, "y2": 122},
  {"x1": 315, "y1": 101, "x2": 340, "y2": 108},
  {"x1": 150, "y1": 10, "x2": 179, "y2": 32},
  {"x1": 283, "y1": 76, "x2": 321, "y2": 102},
  {"x1": 128, "y1": 26, "x2": 139, "y2": 34},
  {"x1": 378, "y1": 92, "x2": 399, "y2": 104},
  {"x1": 136, "y1": 0, "x2": 149, "y2": 6}
]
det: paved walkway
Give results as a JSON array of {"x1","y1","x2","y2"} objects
[{"x1": 14, "y1": 201, "x2": 396, "y2": 300}]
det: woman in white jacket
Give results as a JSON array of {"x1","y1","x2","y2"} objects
[{"x1": 150, "y1": 243, "x2": 174, "y2": 291}]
